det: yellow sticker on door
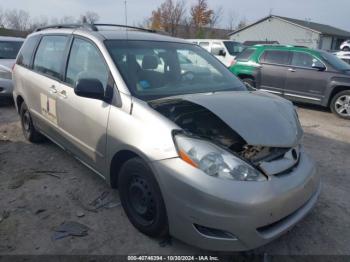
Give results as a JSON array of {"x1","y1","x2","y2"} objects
[{"x1": 40, "y1": 94, "x2": 57, "y2": 124}]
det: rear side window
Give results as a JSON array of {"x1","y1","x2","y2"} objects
[
  {"x1": 16, "y1": 36, "x2": 40, "y2": 68},
  {"x1": 33, "y1": 35, "x2": 68, "y2": 79},
  {"x1": 236, "y1": 48, "x2": 255, "y2": 61},
  {"x1": 260, "y1": 50, "x2": 290, "y2": 65}
]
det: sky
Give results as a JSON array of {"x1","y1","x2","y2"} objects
[{"x1": 0, "y1": 0, "x2": 349, "y2": 32}]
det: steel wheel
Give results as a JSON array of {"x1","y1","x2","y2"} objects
[
  {"x1": 20, "y1": 103, "x2": 44, "y2": 143},
  {"x1": 118, "y1": 157, "x2": 168, "y2": 237},
  {"x1": 128, "y1": 175, "x2": 157, "y2": 226}
]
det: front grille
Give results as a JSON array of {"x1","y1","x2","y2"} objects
[{"x1": 258, "y1": 146, "x2": 301, "y2": 176}]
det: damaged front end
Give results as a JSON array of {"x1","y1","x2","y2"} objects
[{"x1": 149, "y1": 95, "x2": 302, "y2": 179}]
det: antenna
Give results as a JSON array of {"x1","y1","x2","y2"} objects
[
  {"x1": 269, "y1": 8, "x2": 273, "y2": 16},
  {"x1": 124, "y1": 0, "x2": 128, "y2": 26}
]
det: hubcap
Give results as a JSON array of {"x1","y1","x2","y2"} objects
[
  {"x1": 22, "y1": 111, "x2": 31, "y2": 132},
  {"x1": 128, "y1": 176, "x2": 156, "y2": 226},
  {"x1": 335, "y1": 95, "x2": 350, "y2": 117}
]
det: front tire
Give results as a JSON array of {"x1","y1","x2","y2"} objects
[
  {"x1": 330, "y1": 90, "x2": 350, "y2": 119},
  {"x1": 342, "y1": 46, "x2": 350, "y2": 51},
  {"x1": 20, "y1": 103, "x2": 45, "y2": 142},
  {"x1": 118, "y1": 157, "x2": 168, "y2": 237}
]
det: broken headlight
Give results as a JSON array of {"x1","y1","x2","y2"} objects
[{"x1": 174, "y1": 134, "x2": 267, "y2": 181}]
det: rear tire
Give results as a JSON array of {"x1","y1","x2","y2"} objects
[
  {"x1": 330, "y1": 90, "x2": 350, "y2": 119},
  {"x1": 342, "y1": 46, "x2": 350, "y2": 51},
  {"x1": 242, "y1": 78, "x2": 256, "y2": 91},
  {"x1": 20, "y1": 103, "x2": 45, "y2": 143},
  {"x1": 118, "y1": 157, "x2": 168, "y2": 237}
]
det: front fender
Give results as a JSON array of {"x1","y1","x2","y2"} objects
[{"x1": 323, "y1": 77, "x2": 350, "y2": 106}]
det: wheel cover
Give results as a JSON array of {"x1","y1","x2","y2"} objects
[
  {"x1": 22, "y1": 111, "x2": 31, "y2": 132},
  {"x1": 127, "y1": 176, "x2": 157, "y2": 226},
  {"x1": 335, "y1": 95, "x2": 350, "y2": 117}
]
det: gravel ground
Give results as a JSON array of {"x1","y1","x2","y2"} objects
[{"x1": 0, "y1": 100, "x2": 349, "y2": 256}]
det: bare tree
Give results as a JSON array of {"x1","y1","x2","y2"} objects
[
  {"x1": 29, "y1": 15, "x2": 49, "y2": 31},
  {"x1": 5, "y1": 9, "x2": 30, "y2": 31},
  {"x1": 209, "y1": 6, "x2": 223, "y2": 29},
  {"x1": 60, "y1": 16, "x2": 76, "y2": 24},
  {"x1": 237, "y1": 17, "x2": 247, "y2": 30},
  {"x1": 226, "y1": 10, "x2": 237, "y2": 31},
  {"x1": 50, "y1": 17, "x2": 59, "y2": 25},
  {"x1": 80, "y1": 11, "x2": 100, "y2": 24},
  {"x1": 0, "y1": 7, "x2": 5, "y2": 28},
  {"x1": 148, "y1": 0, "x2": 186, "y2": 36}
]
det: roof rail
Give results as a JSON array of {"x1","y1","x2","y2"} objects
[
  {"x1": 34, "y1": 23, "x2": 98, "y2": 32},
  {"x1": 93, "y1": 24, "x2": 156, "y2": 33},
  {"x1": 34, "y1": 23, "x2": 157, "y2": 34}
]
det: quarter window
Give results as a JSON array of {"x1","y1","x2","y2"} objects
[
  {"x1": 16, "y1": 35, "x2": 40, "y2": 68},
  {"x1": 236, "y1": 48, "x2": 255, "y2": 61},
  {"x1": 33, "y1": 36, "x2": 68, "y2": 79},
  {"x1": 260, "y1": 50, "x2": 290, "y2": 65},
  {"x1": 66, "y1": 38, "x2": 109, "y2": 88},
  {"x1": 198, "y1": 42, "x2": 210, "y2": 51}
]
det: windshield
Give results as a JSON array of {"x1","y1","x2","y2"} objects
[
  {"x1": 321, "y1": 51, "x2": 350, "y2": 71},
  {"x1": 223, "y1": 41, "x2": 245, "y2": 56},
  {"x1": 105, "y1": 40, "x2": 245, "y2": 101},
  {"x1": 0, "y1": 41, "x2": 23, "y2": 59}
]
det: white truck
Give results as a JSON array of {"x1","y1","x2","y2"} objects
[{"x1": 188, "y1": 39, "x2": 245, "y2": 67}]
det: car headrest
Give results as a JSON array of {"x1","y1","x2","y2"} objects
[{"x1": 142, "y1": 55, "x2": 159, "y2": 70}]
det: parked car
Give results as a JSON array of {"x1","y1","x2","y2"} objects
[
  {"x1": 13, "y1": 24, "x2": 320, "y2": 251},
  {"x1": 340, "y1": 40, "x2": 350, "y2": 51},
  {"x1": 229, "y1": 45, "x2": 350, "y2": 119},
  {"x1": 0, "y1": 36, "x2": 24, "y2": 98},
  {"x1": 189, "y1": 39, "x2": 245, "y2": 67},
  {"x1": 334, "y1": 51, "x2": 350, "y2": 64}
]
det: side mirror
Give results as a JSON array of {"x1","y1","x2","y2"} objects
[
  {"x1": 74, "y1": 78, "x2": 105, "y2": 100},
  {"x1": 312, "y1": 64, "x2": 326, "y2": 71},
  {"x1": 312, "y1": 59, "x2": 326, "y2": 71},
  {"x1": 218, "y1": 49, "x2": 226, "y2": 57}
]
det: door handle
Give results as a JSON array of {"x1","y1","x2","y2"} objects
[
  {"x1": 49, "y1": 85, "x2": 57, "y2": 93},
  {"x1": 288, "y1": 68, "x2": 296, "y2": 72},
  {"x1": 58, "y1": 90, "x2": 67, "y2": 99}
]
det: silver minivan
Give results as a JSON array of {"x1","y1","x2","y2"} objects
[
  {"x1": 0, "y1": 36, "x2": 24, "y2": 98},
  {"x1": 13, "y1": 24, "x2": 321, "y2": 251}
]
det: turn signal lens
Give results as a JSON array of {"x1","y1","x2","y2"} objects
[{"x1": 179, "y1": 149, "x2": 198, "y2": 168}]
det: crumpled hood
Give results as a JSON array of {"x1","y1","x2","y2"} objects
[{"x1": 179, "y1": 91, "x2": 303, "y2": 147}]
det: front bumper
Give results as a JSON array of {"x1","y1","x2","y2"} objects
[
  {"x1": 0, "y1": 78, "x2": 13, "y2": 97},
  {"x1": 152, "y1": 148, "x2": 320, "y2": 251}
]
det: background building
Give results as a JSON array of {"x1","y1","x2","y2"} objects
[{"x1": 229, "y1": 15, "x2": 350, "y2": 50}]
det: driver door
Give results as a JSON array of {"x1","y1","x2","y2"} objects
[{"x1": 56, "y1": 37, "x2": 112, "y2": 175}]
